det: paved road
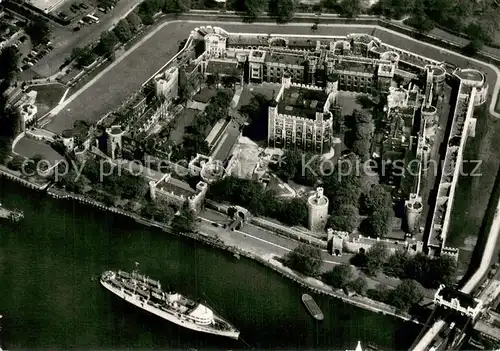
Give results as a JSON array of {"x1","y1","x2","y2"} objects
[
  {"x1": 42, "y1": 20, "x2": 500, "y2": 134},
  {"x1": 200, "y1": 208, "x2": 349, "y2": 269},
  {"x1": 33, "y1": 0, "x2": 142, "y2": 77}
]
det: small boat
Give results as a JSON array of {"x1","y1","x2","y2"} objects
[
  {"x1": 233, "y1": 253, "x2": 240, "y2": 259},
  {"x1": 302, "y1": 293, "x2": 324, "y2": 320}
]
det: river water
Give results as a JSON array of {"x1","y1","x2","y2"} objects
[{"x1": 0, "y1": 180, "x2": 420, "y2": 350}]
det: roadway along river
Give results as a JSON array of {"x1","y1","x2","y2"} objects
[
  {"x1": 0, "y1": 180, "x2": 420, "y2": 349},
  {"x1": 44, "y1": 20, "x2": 499, "y2": 134}
]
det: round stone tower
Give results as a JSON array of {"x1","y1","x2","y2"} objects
[
  {"x1": 405, "y1": 195, "x2": 423, "y2": 234},
  {"x1": 307, "y1": 187, "x2": 329, "y2": 233}
]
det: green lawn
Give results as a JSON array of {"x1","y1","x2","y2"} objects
[
  {"x1": 28, "y1": 83, "x2": 68, "y2": 117},
  {"x1": 447, "y1": 106, "x2": 500, "y2": 248}
]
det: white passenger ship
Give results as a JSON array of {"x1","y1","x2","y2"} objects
[{"x1": 100, "y1": 269, "x2": 240, "y2": 339}]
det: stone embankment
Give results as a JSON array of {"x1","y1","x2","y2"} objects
[
  {"x1": 0, "y1": 167, "x2": 50, "y2": 191},
  {"x1": 44, "y1": 185, "x2": 420, "y2": 324}
]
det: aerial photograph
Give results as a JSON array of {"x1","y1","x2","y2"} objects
[{"x1": 1, "y1": 0, "x2": 500, "y2": 350}]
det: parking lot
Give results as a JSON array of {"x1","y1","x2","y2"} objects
[{"x1": 33, "y1": 0, "x2": 139, "y2": 77}]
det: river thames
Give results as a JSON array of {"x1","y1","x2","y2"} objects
[{"x1": 0, "y1": 180, "x2": 420, "y2": 350}]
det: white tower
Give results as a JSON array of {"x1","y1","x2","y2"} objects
[
  {"x1": 149, "y1": 180, "x2": 157, "y2": 201},
  {"x1": 307, "y1": 187, "x2": 329, "y2": 233},
  {"x1": 405, "y1": 194, "x2": 423, "y2": 234},
  {"x1": 106, "y1": 125, "x2": 126, "y2": 159}
]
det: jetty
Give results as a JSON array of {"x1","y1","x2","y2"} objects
[
  {"x1": 302, "y1": 293, "x2": 324, "y2": 320},
  {"x1": 0, "y1": 203, "x2": 24, "y2": 222}
]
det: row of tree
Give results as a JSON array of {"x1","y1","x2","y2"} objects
[
  {"x1": 137, "y1": 0, "x2": 189, "y2": 25},
  {"x1": 285, "y1": 245, "x2": 423, "y2": 313},
  {"x1": 208, "y1": 176, "x2": 309, "y2": 227},
  {"x1": 53, "y1": 158, "x2": 146, "y2": 200},
  {"x1": 71, "y1": 11, "x2": 143, "y2": 68},
  {"x1": 354, "y1": 242, "x2": 457, "y2": 288}
]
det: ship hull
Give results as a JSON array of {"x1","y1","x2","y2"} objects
[{"x1": 100, "y1": 278, "x2": 239, "y2": 339}]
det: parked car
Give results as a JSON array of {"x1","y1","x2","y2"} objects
[
  {"x1": 70, "y1": 7, "x2": 78, "y2": 13},
  {"x1": 73, "y1": 26, "x2": 81, "y2": 31},
  {"x1": 80, "y1": 3, "x2": 89, "y2": 9},
  {"x1": 58, "y1": 12, "x2": 68, "y2": 20},
  {"x1": 27, "y1": 62, "x2": 34, "y2": 67},
  {"x1": 22, "y1": 64, "x2": 30, "y2": 70}
]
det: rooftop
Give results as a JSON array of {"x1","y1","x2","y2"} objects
[
  {"x1": 277, "y1": 86, "x2": 327, "y2": 120},
  {"x1": 205, "y1": 60, "x2": 240, "y2": 76},
  {"x1": 156, "y1": 177, "x2": 196, "y2": 198},
  {"x1": 308, "y1": 194, "x2": 328, "y2": 206},
  {"x1": 438, "y1": 287, "x2": 478, "y2": 309},
  {"x1": 429, "y1": 65, "x2": 445, "y2": 76},
  {"x1": 335, "y1": 61, "x2": 375, "y2": 74},
  {"x1": 227, "y1": 35, "x2": 268, "y2": 47},
  {"x1": 455, "y1": 69, "x2": 484, "y2": 82},
  {"x1": 213, "y1": 122, "x2": 240, "y2": 162},
  {"x1": 265, "y1": 52, "x2": 306, "y2": 66}
]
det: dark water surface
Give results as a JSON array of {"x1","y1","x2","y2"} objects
[{"x1": 0, "y1": 180, "x2": 420, "y2": 350}]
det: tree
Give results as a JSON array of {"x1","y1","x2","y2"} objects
[
  {"x1": 227, "y1": 206, "x2": 237, "y2": 218},
  {"x1": 279, "y1": 198, "x2": 308, "y2": 227},
  {"x1": 324, "y1": 263, "x2": 353, "y2": 289},
  {"x1": 163, "y1": 0, "x2": 189, "y2": 13},
  {"x1": 349, "y1": 110, "x2": 374, "y2": 161},
  {"x1": 178, "y1": 68, "x2": 191, "y2": 104},
  {"x1": 7, "y1": 155, "x2": 25, "y2": 171},
  {"x1": 465, "y1": 22, "x2": 491, "y2": 44},
  {"x1": 284, "y1": 243, "x2": 322, "y2": 276},
  {"x1": 126, "y1": 11, "x2": 143, "y2": 33},
  {"x1": 384, "y1": 250, "x2": 410, "y2": 277},
  {"x1": 372, "y1": 0, "x2": 415, "y2": 19},
  {"x1": 355, "y1": 94, "x2": 374, "y2": 110},
  {"x1": 0, "y1": 46, "x2": 19, "y2": 82},
  {"x1": 71, "y1": 47, "x2": 96, "y2": 68},
  {"x1": 327, "y1": 205, "x2": 359, "y2": 232},
  {"x1": 0, "y1": 106, "x2": 21, "y2": 139},
  {"x1": 367, "y1": 283, "x2": 390, "y2": 302},
  {"x1": 94, "y1": 31, "x2": 119, "y2": 57},
  {"x1": 364, "y1": 242, "x2": 389, "y2": 276},
  {"x1": 113, "y1": 19, "x2": 133, "y2": 43},
  {"x1": 363, "y1": 208, "x2": 394, "y2": 238},
  {"x1": 348, "y1": 276, "x2": 367, "y2": 295},
  {"x1": 405, "y1": 6, "x2": 434, "y2": 33},
  {"x1": 463, "y1": 38, "x2": 483, "y2": 56},
  {"x1": 269, "y1": 0, "x2": 295, "y2": 23},
  {"x1": 274, "y1": 149, "x2": 301, "y2": 181},
  {"x1": 390, "y1": 279, "x2": 423, "y2": 313},
  {"x1": 430, "y1": 255, "x2": 457, "y2": 287},
  {"x1": 362, "y1": 184, "x2": 392, "y2": 215},
  {"x1": 171, "y1": 207, "x2": 196, "y2": 234},
  {"x1": 339, "y1": 0, "x2": 362, "y2": 17},
  {"x1": 26, "y1": 19, "x2": 51, "y2": 46}
]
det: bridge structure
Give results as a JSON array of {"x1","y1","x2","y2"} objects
[{"x1": 410, "y1": 259, "x2": 500, "y2": 350}]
